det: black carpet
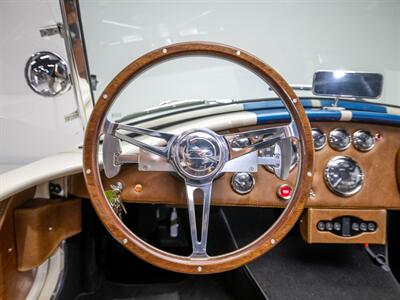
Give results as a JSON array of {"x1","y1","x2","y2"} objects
[
  {"x1": 72, "y1": 206, "x2": 400, "y2": 300},
  {"x1": 76, "y1": 275, "x2": 234, "y2": 300},
  {"x1": 221, "y1": 207, "x2": 400, "y2": 300},
  {"x1": 247, "y1": 236, "x2": 400, "y2": 300}
]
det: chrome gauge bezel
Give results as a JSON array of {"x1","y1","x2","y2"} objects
[
  {"x1": 324, "y1": 156, "x2": 364, "y2": 197},
  {"x1": 328, "y1": 128, "x2": 351, "y2": 151},
  {"x1": 353, "y1": 130, "x2": 375, "y2": 152},
  {"x1": 312, "y1": 128, "x2": 327, "y2": 151},
  {"x1": 230, "y1": 172, "x2": 255, "y2": 195}
]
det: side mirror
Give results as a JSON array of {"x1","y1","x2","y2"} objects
[{"x1": 25, "y1": 51, "x2": 71, "y2": 97}]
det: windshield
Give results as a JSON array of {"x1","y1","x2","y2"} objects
[{"x1": 80, "y1": 0, "x2": 400, "y2": 121}]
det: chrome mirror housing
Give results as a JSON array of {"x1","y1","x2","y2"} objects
[{"x1": 25, "y1": 51, "x2": 71, "y2": 97}]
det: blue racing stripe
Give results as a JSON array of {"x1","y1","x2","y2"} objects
[
  {"x1": 253, "y1": 108, "x2": 400, "y2": 125},
  {"x1": 335, "y1": 100, "x2": 388, "y2": 113},
  {"x1": 255, "y1": 109, "x2": 343, "y2": 124},
  {"x1": 243, "y1": 100, "x2": 284, "y2": 110},
  {"x1": 243, "y1": 98, "x2": 400, "y2": 125},
  {"x1": 351, "y1": 111, "x2": 400, "y2": 125},
  {"x1": 242, "y1": 98, "x2": 389, "y2": 114}
]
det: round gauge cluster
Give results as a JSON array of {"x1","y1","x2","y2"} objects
[
  {"x1": 324, "y1": 156, "x2": 364, "y2": 196},
  {"x1": 353, "y1": 130, "x2": 375, "y2": 152},
  {"x1": 311, "y1": 128, "x2": 376, "y2": 152},
  {"x1": 329, "y1": 128, "x2": 352, "y2": 151},
  {"x1": 312, "y1": 128, "x2": 327, "y2": 150},
  {"x1": 231, "y1": 172, "x2": 255, "y2": 194}
]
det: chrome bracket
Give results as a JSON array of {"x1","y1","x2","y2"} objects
[
  {"x1": 64, "y1": 110, "x2": 80, "y2": 122},
  {"x1": 40, "y1": 23, "x2": 64, "y2": 38}
]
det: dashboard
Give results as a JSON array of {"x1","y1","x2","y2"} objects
[
  {"x1": 70, "y1": 120, "x2": 400, "y2": 244},
  {"x1": 71, "y1": 121, "x2": 400, "y2": 209}
]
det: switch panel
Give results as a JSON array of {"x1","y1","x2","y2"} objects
[
  {"x1": 316, "y1": 216, "x2": 377, "y2": 237},
  {"x1": 300, "y1": 208, "x2": 386, "y2": 244}
]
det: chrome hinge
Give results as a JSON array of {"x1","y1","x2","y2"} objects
[
  {"x1": 90, "y1": 74, "x2": 99, "y2": 91},
  {"x1": 40, "y1": 23, "x2": 64, "y2": 38},
  {"x1": 64, "y1": 110, "x2": 80, "y2": 122}
]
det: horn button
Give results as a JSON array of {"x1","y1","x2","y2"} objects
[{"x1": 171, "y1": 129, "x2": 228, "y2": 182}]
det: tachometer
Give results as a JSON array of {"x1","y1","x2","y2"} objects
[
  {"x1": 324, "y1": 156, "x2": 364, "y2": 196},
  {"x1": 312, "y1": 128, "x2": 327, "y2": 150},
  {"x1": 329, "y1": 128, "x2": 351, "y2": 151},
  {"x1": 353, "y1": 130, "x2": 375, "y2": 152}
]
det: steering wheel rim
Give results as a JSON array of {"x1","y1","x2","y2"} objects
[{"x1": 83, "y1": 41, "x2": 314, "y2": 274}]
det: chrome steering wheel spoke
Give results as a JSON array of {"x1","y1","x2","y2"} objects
[
  {"x1": 185, "y1": 182, "x2": 213, "y2": 258},
  {"x1": 224, "y1": 124, "x2": 295, "y2": 159},
  {"x1": 222, "y1": 124, "x2": 298, "y2": 179},
  {"x1": 103, "y1": 122, "x2": 298, "y2": 254},
  {"x1": 103, "y1": 119, "x2": 175, "y2": 158}
]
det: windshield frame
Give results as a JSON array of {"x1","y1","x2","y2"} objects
[{"x1": 63, "y1": 0, "x2": 400, "y2": 129}]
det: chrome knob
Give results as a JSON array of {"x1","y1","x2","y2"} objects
[{"x1": 25, "y1": 51, "x2": 71, "y2": 97}]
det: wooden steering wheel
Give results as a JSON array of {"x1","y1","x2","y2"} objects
[{"x1": 83, "y1": 42, "x2": 314, "y2": 274}]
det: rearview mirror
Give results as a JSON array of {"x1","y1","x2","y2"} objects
[{"x1": 312, "y1": 71, "x2": 383, "y2": 99}]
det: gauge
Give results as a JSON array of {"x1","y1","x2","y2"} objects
[
  {"x1": 312, "y1": 128, "x2": 327, "y2": 150},
  {"x1": 231, "y1": 136, "x2": 251, "y2": 149},
  {"x1": 324, "y1": 156, "x2": 364, "y2": 196},
  {"x1": 259, "y1": 142, "x2": 298, "y2": 173},
  {"x1": 353, "y1": 130, "x2": 375, "y2": 152},
  {"x1": 328, "y1": 128, "x2": 351, "y2": 151},
  {"x1": 231, "y1": 172, "x2": 255, "y2": 194}
]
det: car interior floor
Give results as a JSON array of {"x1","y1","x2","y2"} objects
[
  {"x1": 225, "y1": 207, "x2": 400, "y2": 300},
  {"x1": 59, "y1": 203, "x2": 400, "y2": 300}
]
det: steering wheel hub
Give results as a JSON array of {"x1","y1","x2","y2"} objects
[{"x1": 171, "y1": 129, "x2": 228, "y2": 182}]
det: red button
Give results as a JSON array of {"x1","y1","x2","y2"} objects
[
  {"x1": 277, "y1": 184, "x2": 292, "y2": 200},
  {"x1": 375, "y1": 132, "x2": 383, "y2": 141}
]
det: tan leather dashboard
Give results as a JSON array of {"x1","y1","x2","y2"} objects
[
  {"x1": 397, "y1": 147, "x2": 400, "y2": 191},
  {"x1": 70, "y1": 121, "x2": 400, "y2": 209}
]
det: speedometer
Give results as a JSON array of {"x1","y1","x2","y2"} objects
[
  {"x1": 312, "y1": 128, "x2": 327, "y2": 150},
  {"x1": 324, "y1": 156, "x2": 364, "y2": 196}
]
